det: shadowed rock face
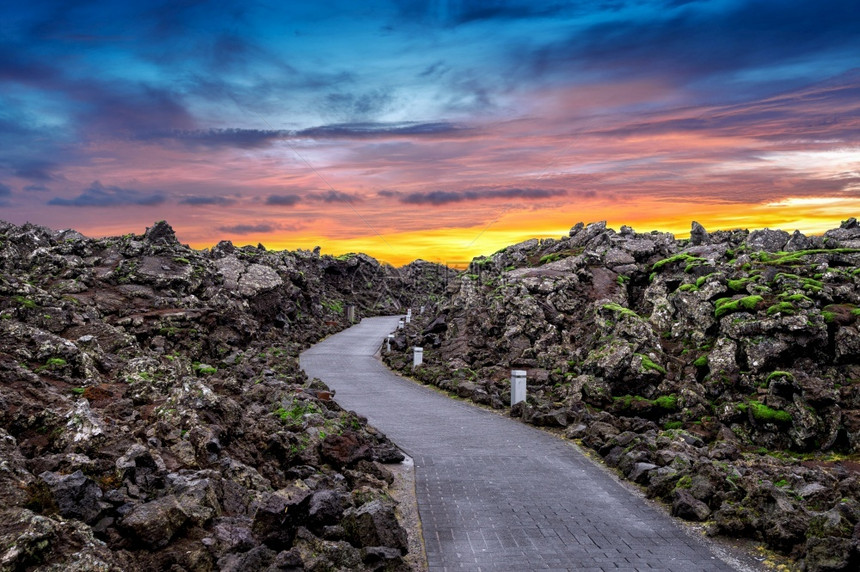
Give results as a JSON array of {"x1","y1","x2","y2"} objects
[
  {"x1": 386, "y1": 219, "x2": 860, "y2": 572},
  {"x1": 0, "y1": 220, "x2": 447, "y2": 571}
]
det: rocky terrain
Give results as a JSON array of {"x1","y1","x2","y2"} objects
[
  {"x1": 386, "y1": 219, "x2": 860, "y2": 571},
  {"x1": 0, "y1": 220, "x2": 450, "y2": 571}
]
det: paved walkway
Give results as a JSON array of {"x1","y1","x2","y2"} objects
[{"x1": 300, "y1": 316, "x2": 737, "y2": 572}]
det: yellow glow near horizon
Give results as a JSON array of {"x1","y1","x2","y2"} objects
[{"x1": 180, "y1": 196, "x2": 855, "y2": 269}]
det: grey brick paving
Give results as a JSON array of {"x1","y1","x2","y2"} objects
[{"x1": 301, "y1": 317, "x2": 737, "y2": 572}]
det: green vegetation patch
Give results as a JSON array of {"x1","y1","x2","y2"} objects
[
  {"x1": 693, "y1": 355, "x2": 708, "y2": 367},
  {"x1": 13, "y1": 295, "x2": 37, "y2": 309},
  {"x1": 664, "y1": 421, "x2": 683, "y2": 430},
  {"x1": 275, "y1": 401, "x2": 322, "y2": 424},
  {"x1": 321, "y1": 299, "x2": 344, "y2": 314},
  {"x1": 677, "y1": 283, "x2": 698, "y2": 292},
  {"x1": 602, "y1": 302, "x2": 639, "y2": 320},
  {"x1": 756, "y1": 248, "x2": 860, "y2": 266},
  {"x1": 192, "y1": 362, "x2": 217, "y2": 375},
  {"x1": 766, "y1": 302, "x2": 796, "y2": 316},
  {"x1": 654, "y1": 394, "x2": 679, "y2": 410},
  {"x1": 748, "y1": 400, "x2": 792, "y2": 423},
  {"x1": 636, "y1": 353, "x2": 667, "y2": 375},
  {"x1": 714, "y1": 295, "x2": 763, "y2": 318},
  {"x1": 727, "y1": 278, "x2": 754, "y2": 292},
  {"x1": 766, "y1": 371, "x2": 794, "y2": 383},
  {"x1": 651, "y1": 253, "x2": 707, "y2": 272}
]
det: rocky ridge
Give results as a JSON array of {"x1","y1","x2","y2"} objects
[
  {"x1": 385, "y1": 219, "x2": 860, "y2": 571},
  {"x1": 0, "y1": 220, "x2": 449, "y2": 571}
]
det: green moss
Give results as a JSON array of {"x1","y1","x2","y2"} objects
[
  {"x1": 696, "y1": 273, "x2": 718, "y2": 287},
  {"x1": 766, "y1": 371, "x2": 794, "y2": 383},
  {"x1": 664, "y1": 421, "x2": 683, "y2": 430},
  {"x1": 13, "y1": 295, "x2": 37, "y2": 309},
  {"x1": 714, "y1": 295, "x2": 763, "y2": 318},
  {"x1": 275, "y1": 401, "x2": 321, "y2": 424},
  {"x1": 321, "y1": 299, "x2": 344, "y2": 314},
  {"x1": 693, "y1": 355, "x2": 708, "y2": 367},
  {"x1": 727, "y1": 278, "x2": 753, "y2": 291},
  {"x1": 539, "y1": 253, "x2": 563, "y2": 265},
  {"x1": 677, "y1": 283, "x2": 698, "y2": 292},
  {"x1": 822, "y1": 311, "x2": 836, "y2": 323},
  {"x1": 766, "y1": 302, "x2": 796, "y2": 316},
  {"x1": 192, "y1": 362, "x2": 217, "y2": 375},
  {"x1": 616, "y1": 275, "x2": 630, "y2": 285},
  {"x1": 636, "y1": 353, "x2": 667, "y2": 375},
  {"x1": 71, "y1": 387, "x2": 86, "y2": 395},
  {"x1": 757, "y1": 248, "x2": 860, "y2": 266},
  {"x1": 654, "y1": 394, "x2": 679, "y2": 410},
  {"x1": 779, "y1": 293, "x2": 812, "y2": 303},
  {"x1": 173, "y1": 257, "x2": 190, "y2": 265},
  {"x1": 749, "y1": 400, "x2": 792, "y2": 423},
  {"x1": 602, "y1": 303, "x2": 639, "y2": 320},
  {"x1": 651, "y1": 252, "x2": 707, "y2": 272}
]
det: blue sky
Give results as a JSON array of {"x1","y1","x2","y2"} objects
[{"x1": 1, "y1": 0, "x2": 858, "y2": 263}]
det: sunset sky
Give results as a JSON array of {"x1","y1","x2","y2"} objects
[{"x1": 1, "y1": 0, "x2": 858, "y2": 266}]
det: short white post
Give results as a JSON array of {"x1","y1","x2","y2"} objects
[
  {"x1": 398, "y1": 319, "x2": 404, "y2": 329},
  {"x1": 346, "y1": 305, "x2": 355, "y2": 322},
  {"x1": 405, "y1": 314, "x2": 411, "y2": 324},
  {"x1": 511, "y1": 370, "x2": 527, "y2": 407},
  {"x1": 386, "y1": 334, "x2": 394, "y2": 352},
  {"x1": 407, "y1": 308, "x2": 412, "y2": 318},
  {"x1": 420, "y1": 305, "x2": 425, "y2": 315},
  {"x1": 413, "y1": 347, "x2": 423, "y2": 369}
]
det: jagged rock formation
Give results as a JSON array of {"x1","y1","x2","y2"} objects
[
  {"x1": 386, "y1": 219, "x2": 860, "y2": 571},
  {"x1": 0, "y1": 220, "x2": 449, "y2": 571}
]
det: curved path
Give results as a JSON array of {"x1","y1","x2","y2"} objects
[{"x1": 301, "y1": 316, "x2": 736, "y2": 572}]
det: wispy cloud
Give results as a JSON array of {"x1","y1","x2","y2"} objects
[
  {"x1": 295, "y1": 121, "x2": 473, "y2": 140},
  {"x1": 265, "y1": 194, "x2": 301, "y2": 206},
  {"x1": 178, "y1": 195, "x2": 236, "y2": 206},
  {"x1": 306, "y1": 190, "x2": 362, "y2": 203},
  {"x1": 48, "y1": 181, "x2": 166, "y2": 207},
  {"x1": 0, "y1": 182, "x2": 11, "y2": 196},
  {"x1": 398, "y1": 187, "x2": 567, "y2": 205},
  {"x1": 218, "y1": 223, "x2": 276, "y2": 234}
]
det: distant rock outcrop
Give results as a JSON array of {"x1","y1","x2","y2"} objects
[{"x1": 386, "y1": 219, "x2": 860, "y2": 571}]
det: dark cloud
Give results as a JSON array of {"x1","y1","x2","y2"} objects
[
  {"x1": 377, "y1": 189, "x2": 399, "y2": 198},
  {"x1": 23, "y1": 184, "x2": 49, "y2": 192},
  {"x1": 218, "y1": 223, "x2": 275, "y2": 234},
  {"x1": 48, "y1": 181, "x2": 166, "y2": 207},
  {"x1": 265, "y1": 194, "x2": 301, "y2": 206},
  {"x1": 519, "y1": 0, "x2": 860, "y2": 94},
  {"x1": 400, "y1": 187, "x2": 567, "y2": 205},
  {"x1": 13, "y1": 160, "x2": 56, "y2": 181},
  {"x1": 179, "y1": 195, "x2": 236, "y2": 206},
  {"x1": 306, "y1": 190, "x2": 361, "y2": 203},
  {"x1": 0, "y1": 182, "x2": 11, "y2": 196},
  {"x1": 295, "y1": 121, "x2": 472, "y2": 140},
  {"x1": 138, "y1": 128, "x2": 287, "y2": 149}
]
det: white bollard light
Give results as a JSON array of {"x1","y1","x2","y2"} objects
[
  {"x1": 413, "y1": 347, "x2": 424, "y2": 369},
  {"x1": 405, "y1": 314, "x2": 411, "y2": 324},
  {"x1": 398, "y1": 319, "x2": 404, "y2": 329},
  {"x1": 387, "y1": 334, "x2": 394, "y2": 352},
  {"x1": 511, "y1": 370, "x2": 527, "y2": 407}
]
